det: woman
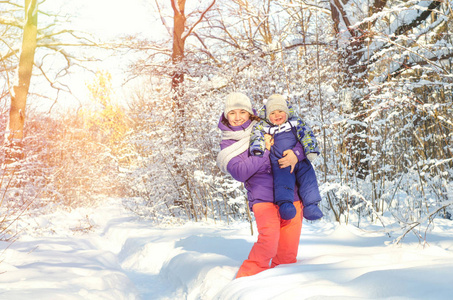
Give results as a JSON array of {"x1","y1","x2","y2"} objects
[{"x1": 216, "y1": 92, "x2": 306, "y2": 278}]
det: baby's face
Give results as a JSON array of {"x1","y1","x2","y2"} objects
[{"x1": 269, "y1": 110, "x2": 287, "y2": 125}]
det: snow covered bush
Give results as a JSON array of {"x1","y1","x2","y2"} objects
[
  {"x1": 121, "y1": 77, "x2": 253, "y2": 223},
  {"x1": 1, "y1": 110, "x2": 130, "y2": 215}
]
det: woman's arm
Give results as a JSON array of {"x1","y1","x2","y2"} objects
[{"x1": 227, "y1": 151, "x2": 270, "y2": 182}]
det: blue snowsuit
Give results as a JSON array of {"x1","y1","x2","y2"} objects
[
  {"x1": 250, "y1": 103, "x2": 323, "y2": 221},
  {"x1": 267, "y1": 121, "x2": 323, "y2": 220}
]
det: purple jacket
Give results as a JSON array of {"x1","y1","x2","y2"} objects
[{"x1": 218, "y1": 115, "x2": 306, "y2": 210}]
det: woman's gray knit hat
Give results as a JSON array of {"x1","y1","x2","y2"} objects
[
  {"x1": 265, "y1": 94, "x2": 289, "y2": 121},
  {"x1": 224, "y1": 92, "x2": 253, "y2": 118}
]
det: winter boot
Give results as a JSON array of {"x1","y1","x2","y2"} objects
[{"x1": 279, "y1": 201, "x2": 297, "y2": 220}]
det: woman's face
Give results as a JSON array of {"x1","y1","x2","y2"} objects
[
  {"x1": 226, "y1": 109, "x2": 250, "y2": 126},
  {"x1": 269, "y1": 110, "x2": 287, "y2": 125}
]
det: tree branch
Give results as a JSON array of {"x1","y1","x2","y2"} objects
[
  {"x1": 154, "y1": 0, "x2": 172, "y2": 37},
  {"x1": 388, "y1": 52, "x2": 453, "y2": 80},
  {"x1": 183, "y1": 0, "x2": 216, "y2": 41},
  {"x1": 394, "y1": 1, "x2": 442, "y2": 36}
]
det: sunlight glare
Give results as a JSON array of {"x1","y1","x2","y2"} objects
[{"x1": 67, "y1": 0, "x2": 156, "y2": 39}]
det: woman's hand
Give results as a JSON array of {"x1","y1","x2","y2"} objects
[
  {"x1": 278, "y1": 150, "x2": 298, "y2": 173},
  {"x1": 264, "y1": 134, "x2": 274, "y2": 151}
]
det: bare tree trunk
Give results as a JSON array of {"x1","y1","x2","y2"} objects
[
  {"x1": 329, "y1": 0, "x2": 386, "y2": 178},
  {"x1": 6, "y1": 0, "x2": 38, "y2": 161},
  {"x1": 171, "y1": 0, "x2": 185, "y2": 89},
  {"x1": 170, "y1": 0, "x2": 215, "y2": 129},
  {"x1": 170, "y1": 0, "x2": 188, "y2": 209},
  {"x1": 171, "y1": 0, "x2": 186, "y2": 138},
  {"x1": 169, "y1": 0, "x2": 216, "y2": 212}
]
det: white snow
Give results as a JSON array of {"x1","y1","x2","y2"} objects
[{"x1": 1, "y1": 197, "x2": 453, "y2": 300}]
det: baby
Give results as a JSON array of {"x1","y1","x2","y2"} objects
[{"x1": 250, "y1": 94, "x2": 323, "y2": 220}]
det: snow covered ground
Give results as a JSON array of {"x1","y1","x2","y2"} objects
[{"x1": 1, "y1": 197, "x2": 453, "y2": 300}]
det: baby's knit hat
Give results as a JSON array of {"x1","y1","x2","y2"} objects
[
  {"x1": 224, "y1": 92, "x2": 253, "y2": 118},
  {"x1": 265, "y1": 94, "x2": 289, "y2": 121}
]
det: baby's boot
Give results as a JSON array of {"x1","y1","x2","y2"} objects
[
  {"x1": 279, "y1": 201, "x2": 297, "y2": 220},
  {"x1": 303, "y1": 204, "x2": 323, "y2": 221}
]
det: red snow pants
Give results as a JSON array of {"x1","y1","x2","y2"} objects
[{"x1": 236, "y1": 200, "x2": 303, "y2": 278}]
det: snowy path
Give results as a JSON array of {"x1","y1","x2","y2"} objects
[{"x1": 1, "y1": 198, "x2": 453, "y2": 299}]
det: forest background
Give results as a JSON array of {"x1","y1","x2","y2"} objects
[{"x1": 1, "y1": 0, "x2": 452, "y2": 244}]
